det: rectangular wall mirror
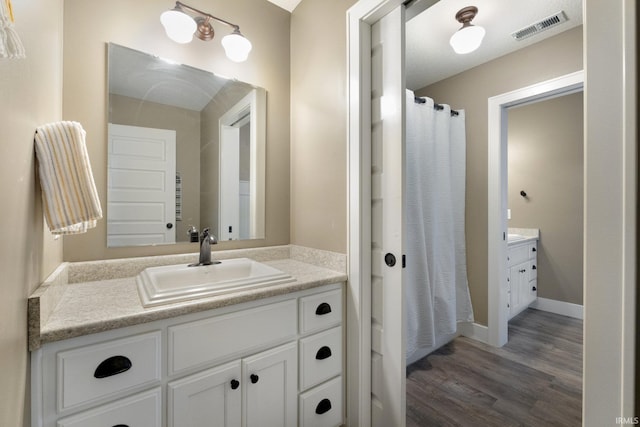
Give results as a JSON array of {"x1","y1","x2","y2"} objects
[{"x1": 107, "y1": 43, "x2": 266, "y2": 247}]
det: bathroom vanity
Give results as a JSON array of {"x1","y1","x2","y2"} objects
[
  {"x1": 28, "y1": 246, "x2": 347, "y2": 427},
  {"x1": 507, "y1": 230, "x2": 539, "y2": 319}
]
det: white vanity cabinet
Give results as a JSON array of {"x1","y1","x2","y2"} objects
[
  {"x1": 507, "y1": 240, "x2": 538, "y2": 319},
  {"x1": 31, "y1": 283, "x2": 344, "y2": 427}
]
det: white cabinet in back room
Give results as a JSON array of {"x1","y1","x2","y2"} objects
[{"x1": 507, "y1": 239, "x2": 538, "y2": 319}]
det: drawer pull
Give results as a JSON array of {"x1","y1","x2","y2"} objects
[
  {"x1": 315, "y1": 302, "x2": 332, "y2": 316},
  {"x1": 315, "y1": 398, "x2": 332, "y2": 415},
  {"x1": 250, "y1": 374, "x2": 259, "y2": 384},
  {"x1": 230, "y1": 379, "x2": 240, "y2": 390},
  {"x1": 94, "y1": 355, "x2": 132, "y2": 379},
  {"x1": 113, "y1": 425, "x2": 129, "y2": 427},
  {"x1": 315, "y1": 346, "x2": 332, "y2": 360}
]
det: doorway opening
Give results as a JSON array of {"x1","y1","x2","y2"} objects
[{"x1": 487, "y1": 71, "x2": 584, "y2": 346}]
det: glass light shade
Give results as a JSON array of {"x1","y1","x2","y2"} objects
[
  {"x1": 449, "y1": 24, "x2": 485, "y2": 54},
  {"x1": 221, "y1": 32, "x2": 252, "y2": 62},
  {"x1": 160, "y1": 9, "x2": 197, "y2": 44}
]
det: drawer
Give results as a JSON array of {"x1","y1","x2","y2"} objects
[
  {"x1": 529, "y1": 260, "x2": 538, "y2": 280},
  {"x1": 169, "y1": 299, "x2": 297, "y2": 375},
  {"x1": 299, "y1": 289, "x2": 342, "y2": 335},
  {"x1": 507, "y1": 244, "x2": 529, "y2": 266},
  {"x1": 529, "y1": 243, "x2": 538, "y2": 258},
  {"x1": 530, "y1": 279, "x2": 538, "y2": 297},
  {"x1": 300, "y1": 326, "x2": 342, "y2": 390},
  {"x1": 299, "y1": 376, "x2": 343, "y2": 427},
  {"x1": 56, "y1": 387, "x2": 161, "y2": 427},
  {"x1": 57, "y1": 331, "x2": 161, "y2": 411}
]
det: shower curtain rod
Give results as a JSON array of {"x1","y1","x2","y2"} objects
[{"x1": 414, "y1": 96, "x2": 459, "y2": 116}]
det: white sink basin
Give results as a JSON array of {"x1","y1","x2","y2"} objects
[
  {"x1": 508, "y1": 233, "x2": 526, "y2": 242},
  {"x1": 136, "y1": 258, "x2": 295, "y2": 307}
]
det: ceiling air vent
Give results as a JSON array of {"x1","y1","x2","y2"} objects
[{"x1": 511, "y1": 11, "x2": 568, "y2": 41}]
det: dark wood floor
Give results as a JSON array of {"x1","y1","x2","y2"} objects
[{"x1": 406, "y1": 308, "x2": 583, "y2": 427}]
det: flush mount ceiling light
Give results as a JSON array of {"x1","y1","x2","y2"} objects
[
  {"x1": 449, "y1": 6, "x2": 485, "y2": 54},
  {"x1": 160, "y1": 1, "x2": 252, "y2": 62}
]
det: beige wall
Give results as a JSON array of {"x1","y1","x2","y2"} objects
[
  {"x1": 508, "y1": 92, "x2": 584, "y2": 305},
  {"x1": 63, "y1": 0, "x2": 290, "y2": 261},
  {"x1": 418, "y1": 26, "x2": 583, "y2": 325},
  {"x1": 0, "y1": 1, "x2": 64, "y2": 425},
  {"x1": 290, "y1": 0, "x2": 358, "y2": 254},
  {"x1": 109, "y1": 94, "x2": 201, "y2": 243}
]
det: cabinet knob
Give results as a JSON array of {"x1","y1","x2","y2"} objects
[
  {"x1": 315, "y1": 302, "x2": 332, "y2": 316},
  {"x1": 315, "y1": 398, "x2": 332, "y2": 415},
  {"x1": 250, "y1": 374, "x2": 259, "y2": 384},
  {"x1": 315, "y1": 346, "x2": 332, "y2": 360},
  {"x1": 532, "y1": 265, "x2": 537, "y2": 270},
  {"x1": 532, "y1": 286, "x2": 537, "y2": 291},
  {"x1": 94, "y1": 355, "x2": 132, "y2": 379},
  {"x1": 230, "y1": 379, "x2": 240, "y2": 390},
  {"x1": 532, "y1": 247, "x2": 537, "y2": 252}
]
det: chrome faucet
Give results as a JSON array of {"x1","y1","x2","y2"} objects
[{"x1": 189, "y1": 228, "x2": 219, "y2": 266}]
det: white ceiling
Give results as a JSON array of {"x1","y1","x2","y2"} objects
[
  {"x1": 406, "y1": 0, "x2": 583, "y2": 90},
  {"x1": 109, "y1": 45, "x2": 230, "y2": 111},
  {"x1": 266, "y1": 0, "x2": 302, "y2": 13}
]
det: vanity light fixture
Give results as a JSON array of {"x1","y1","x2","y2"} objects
[
  {"x1": 449, "y1": 6, "x2": 485, "y2": 54},
  {"x1": 160, "y1": 1, "x2": 252, "y2": 62}
]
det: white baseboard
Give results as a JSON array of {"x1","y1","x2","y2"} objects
[
  {"x1": 458, "y1": 321, "x2": 489, "y2": 344},
  {"x1": 530, "y1": 297, "x2": 584, "y2": 320}
]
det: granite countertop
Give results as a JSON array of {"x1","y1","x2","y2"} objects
[
  {"x1": 507, "y1": 227, "x2": 540, "y2": 246},
  {"x1": 28, "y1": 246, "x2": 347, "y2": 350}
]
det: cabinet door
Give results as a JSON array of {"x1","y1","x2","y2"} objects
[
  {"x1": 243, "y1": 342, "x2": 297, "y2": 427},
  {"x1": 509, "y1": 261, "x2": 529, "y2": 317},
  {"x1": 506, "y1": 266, "x2": 513, "y2": 314},
  {"x1": 168, "y1": 361, "x2": 242, "y2": 427},
  {"x1": 508, "y1": 264, "x2": 520, "y2": 316}
]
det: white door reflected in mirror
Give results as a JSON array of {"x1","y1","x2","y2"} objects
[
  {"x1": 219, "y1": 89, "x2": 265, "y2": 241},
  {"x1": 107, "y1": 124, "x2": 177, "y2": 247}
]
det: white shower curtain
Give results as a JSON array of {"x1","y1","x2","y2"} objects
[{"x1": 405, "y1": 90, "x2": 474, "y2": 362}]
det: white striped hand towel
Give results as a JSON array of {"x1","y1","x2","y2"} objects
[{"x1": 34, "y1": 121, "x2": 103, "y2": 234}]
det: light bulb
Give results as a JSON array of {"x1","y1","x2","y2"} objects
[
  {"x1": 221, "y1": 32, "x2": 252, "y2": 62},
  {"x1": 161, "y1": 9, "x2": 197, "y2": 44},
  {"x1": 449, "y1": 24, "x2": 485, "y2": 54}
]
